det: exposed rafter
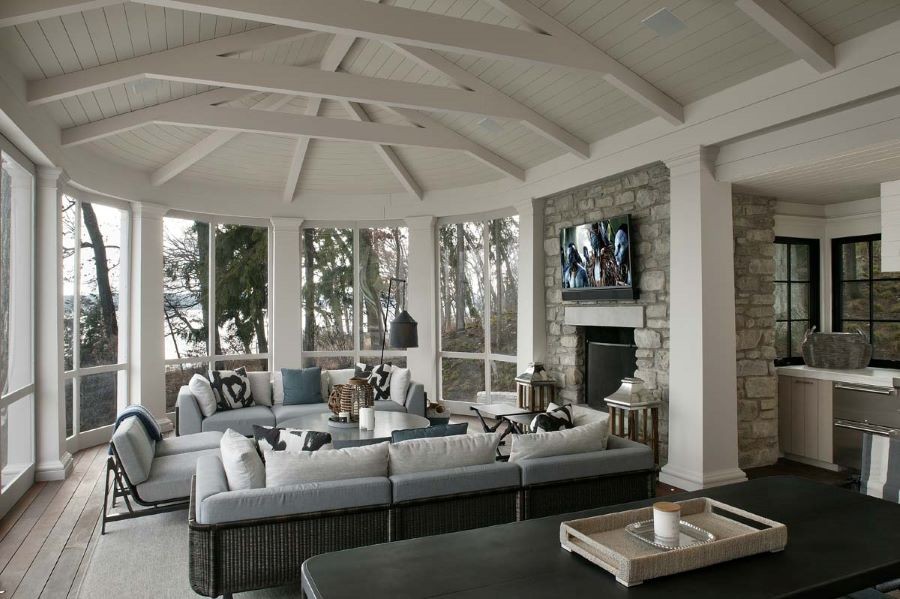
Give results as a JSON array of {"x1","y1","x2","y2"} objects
[
  {"x1": 341, "y1": 101, "x2": 423, "y2": 200},
  {"x1": 136, "y1": 0, "x2": 684, "y2": 124},
  {"x1": 0, "y1": 0, "x2": 120, "y2": 28},
  {"x1": 485, "y1": 0, "x2": 683, "y2": 125},
  {"x1": 736, "y1": 0, "x2": 835, "y2": 73}
]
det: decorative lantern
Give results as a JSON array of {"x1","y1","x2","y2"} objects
[
  {"x1": 515, "y1": 362, "x2": 557, "y2": 412},
  {"x1": 329, "y1": 378, "x2": 374, "y2": 421},
  {"x1": 604, "y1": 377, "x2": 661, "y2": 465}
]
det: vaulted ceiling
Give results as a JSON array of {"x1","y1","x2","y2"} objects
[{"x1": 1, "y1": 0, "x2": 899, "y2": 202}]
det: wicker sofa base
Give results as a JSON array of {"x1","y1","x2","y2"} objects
[
  {"x1": 391, "y1": 486, "x2": 520, "y2": 541},
  {"x1": 521, "y1": 469, "x2": 656, "y2": 520}
]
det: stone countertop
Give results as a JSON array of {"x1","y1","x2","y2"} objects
[{"x1": 776, "y1": 364, "x2": 900, "y2": 388}]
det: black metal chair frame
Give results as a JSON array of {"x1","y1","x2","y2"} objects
[{"x1": 101, "y1": 443, "x2": 190, "y2": 534}]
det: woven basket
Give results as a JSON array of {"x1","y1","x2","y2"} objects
[
  {"x1": 801, "y1": 327, "x2": 872, "y2": 369},
  {"x1": 328, "y1": 378, "x2": 374, "y2": 421}
]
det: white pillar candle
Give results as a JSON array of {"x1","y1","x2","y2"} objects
[
  {"x1": 359, "y1": 408, "x2": 375, "y2": 430},
  {"x1": 652, "y1": 501, "x2": 681, "y2": 543}
]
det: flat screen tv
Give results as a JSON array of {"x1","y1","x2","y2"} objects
[{"x1": 560, "y1": 215, "x2": 638, "y2": 301}]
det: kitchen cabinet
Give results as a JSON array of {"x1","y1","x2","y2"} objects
[{"x1": 777, "y1": 375, "x2": 832, "y2": 464}]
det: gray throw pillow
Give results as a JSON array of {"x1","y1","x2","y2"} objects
[{"x1": 281, "y1": 367, "x2": 323, "y2": 405}]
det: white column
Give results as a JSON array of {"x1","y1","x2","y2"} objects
[
  {"x1": 881, "y1": 181, "x2": 900, "y2": 272},
  {"x1": 405, "y1": 216, "x2": 437, "y2": 401},
  {"x1": 514, "y1": 197, "x2": 546, "y2": 374},
  {"x1": 270, "y1": 218, "x2": 303, "y2": 370},
  {"x1": 34, "y1": 167, "x2": 72, "y2": 481},
  {"x1": 129, "y1": 202, "x2": 171, "y2": 430},
  {"x1": 660, "y1": 147, "x2": 746, "y2": 491}
]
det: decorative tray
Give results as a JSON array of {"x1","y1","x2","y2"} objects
[
  {"x1": 327, "y1": 417, "x2": 358, "y2": 429},
  {"x1": 625, "y1": 519, "x2": 716, "y2": 550},
  {"x1": 560, "y1": 498, "x2": 787, "y2": 587}
]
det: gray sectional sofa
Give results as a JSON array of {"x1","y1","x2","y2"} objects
[
  {"x1": 175, "y1": 369, "x2": 426, "y2": 436},
  {"x1": 188, "y1": 435, "x2": 654, "y2": 598}
]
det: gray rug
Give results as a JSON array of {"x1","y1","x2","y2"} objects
[{"x1": 77, "y1": 509, "x2": 298, "y2": 598}]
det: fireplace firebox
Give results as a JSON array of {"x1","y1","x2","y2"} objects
[{"x1": 583, "y1": 326, "x2": 637, "y2": 410}]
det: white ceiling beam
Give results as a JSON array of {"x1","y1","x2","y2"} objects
[
  {"x1": 391, "y1": 43, "x2": 589, "y2": 159},
  {"x1": 151, "y1": 92, "x2": 294, "y2": 186},
  {"x1": 735, "y1": 0, "x2": 835, "y2": 74},
  {"x1": 341, "y1": 100, "x2": 423, "y2": 200},
  {"x1": 389, "y1": 107, "x2": 524, "y2": 181},
  {"x1": 485, "y1": 0, "x2": 682, "y2": 125},
  {"x1": 137, "y1": 0, "x2": 682, "y2": 123},
  {"x1": 0, "y1": 0, "x2": 120, "y2": 28}
]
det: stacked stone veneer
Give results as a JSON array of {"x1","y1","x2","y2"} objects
[
  {"x1": 733, "y1": 194, "x2": 778, "y2": 468},
  {"x1": 542, "y1": 163, "x2": 672, "y2": 461},
  {"x1": 541, "y1": 164, "x2": 779, "y2": 468}
]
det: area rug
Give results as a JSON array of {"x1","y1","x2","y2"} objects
[{"x1": 77, "y1": 509, "x2": 296, "y2": 598}]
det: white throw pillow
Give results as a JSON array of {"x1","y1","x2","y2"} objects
[
  {"x1": 548, "y1": 402, "x2": 610, "y2": 428},
  {"x1": 188, "y1": 374, "x2": 217, "y2": 418},
  {"x1": 320, "y1": 370, "x2": 331, "y2": 402},
  {"x1": 389, "y1": 367, "x2": 411, "y2": 406},
  {"x1": 329, "y1": 368, "x2": 356, "y2": 387},
  {"x1": 273, "y1": 371, "x2": 284, "y2": 405},
  {"x1": 389, "y1": 433, "x2": 500, "y2": 476},
  {"x1": 220, "y1": 429, "x2": 265, "y2": 490},
  {"x1": 247, "y1": 371, "x2": 272, "y2": 406},
  {"x1": 508, "y1": 419, "x2": 609, "y2": 462},
  {"x1": 265, "y1": 442, "x2": 389, "y2": 487}
]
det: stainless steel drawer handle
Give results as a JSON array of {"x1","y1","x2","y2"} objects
[
  {"x1": 834, "y1": 383, "x2": 896, "y2": 395},
  {"x1": 834, "y1": 419, "x2": 897, "y2": 437}
]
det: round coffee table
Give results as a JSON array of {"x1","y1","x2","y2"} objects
[{"x1": 279, "y1": 411, "x2": 431, "y2": 443}]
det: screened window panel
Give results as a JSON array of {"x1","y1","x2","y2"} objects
[
  {"x1": 78, "y1": 202, "x2": 122, "y2": 368},
  {"x1": 490, "y1": 217, "x2": 518, "y2": 356},
  {"x1": 302, "y1": 356, "x2": 354, "y2": 370},
  {"x1": 215, "y1": 224, "x2": 269, "y2": 356},
  {"x1": 164, "y1": 362, "x2": 208, "y2": 412},
  {"x1": 65, "y1": 378, "x2": 73, "y2": 438},
  {"x1": 441, "y1": 358, "x2": 485, "y2": 402},
  {"x1": 79, "y1": 372, "x2": 117, "y2": 432},
  {"x1": 358, "y1": 227, "x2": 409, "y2": 351},
  {"x1": 773, "y1": 238, "x2": 819, "y2": 364},
  {"x1": 440, "y1": 222, "x2": 485, "y2": 353},
  {"x1": 0, "y1": 157, "x2": 10, "y2": 395},
  {"x1": 490, "y1": 360, "x2": 517, "y2": 399},
  {"x1": 302, "y1": 228, "x2": 354, "y2": 352},
  {"x1": 163, "y1": 217, "x2": 209, "y2": 359}
]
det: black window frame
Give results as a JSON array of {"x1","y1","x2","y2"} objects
[
  {"x1": 832, "y1": 234, "x2": 900, "y2": 369},
  {"x1": 774, "y1": 236, "x2": 821, "y2": 366}
]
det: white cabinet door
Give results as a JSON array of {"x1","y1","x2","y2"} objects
[{"x1": 778, "y1": 376, "x2": 792, "y2": 455}]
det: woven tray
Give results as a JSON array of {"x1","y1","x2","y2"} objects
[{"x1": 560, "y1": 498, "x2": 787, "y2": 586}]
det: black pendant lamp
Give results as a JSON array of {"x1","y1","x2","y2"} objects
[{"x1": 380, "y1": 278, "x2": 419, "y2": 364}]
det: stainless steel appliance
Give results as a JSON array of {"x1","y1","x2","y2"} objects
[{"x1": 833, "y1": 378, "x2": 900, "y2": 471}]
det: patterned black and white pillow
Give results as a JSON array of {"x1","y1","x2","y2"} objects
[
  {"x1": 209, "y1": 367, "x2": 255, "y2": 411},
  {"x1": 530, "y1": 404, "x2": 573, "y2": 433},
  {"x1": 253, "y1": 425, "x2": 332, "y2": 454},
  {"x1": 368, "y1": 363, "x2": 393, "y2": 401}
]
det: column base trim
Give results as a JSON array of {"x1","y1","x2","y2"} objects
[
  {"x1": 659, "y1": 463, "x2": 747, "y2": 492},
  {"x1": 35, "y1": 452, "x2": 74, "y2": 482}
]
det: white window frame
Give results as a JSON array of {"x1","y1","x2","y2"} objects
[
  {"x1": 62, "y1": 191, "x2": 131, "y2": 453},
  {"x1": 300, "y1": 223, "x2": 410, "y2": 368},
  {"x1": 436, "y1": 213, "x2": 518, "y2": 412}
]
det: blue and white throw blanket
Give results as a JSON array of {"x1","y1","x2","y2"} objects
[{"x1": 109, "y1": 405, "x2": 162, "y2": 454}]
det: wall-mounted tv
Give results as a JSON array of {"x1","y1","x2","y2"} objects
[{"x1": 560, "y1": 215, "x2": 638, "y2": 301}]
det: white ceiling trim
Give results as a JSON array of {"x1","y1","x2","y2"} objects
[
  {"x1": 136, "y1": 0, "x2": 684, "y2": 125},
  {"x1": 735, "y1": 0, "x2": 835, "y2": 74}
]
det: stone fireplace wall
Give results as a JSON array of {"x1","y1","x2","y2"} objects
[
  {"x1": 541, "y1": 164, "x2": 778, "y2": 468},
  {"x1": 543, "y1": 163, "x2": 672, "y2": 460}
]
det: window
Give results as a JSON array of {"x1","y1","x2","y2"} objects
[
  {"x1": 774, "y1": 237, "x2": 820, "y2": 365},
  {"x1": 439, "y1": 216, "x2": 518, "y2": 407},
  {"x1": 301, "y1": 226, "x2": 409, "y2": 369},
  {"x1": 0, "y1": 151, "x2": 34, "y2": 497},
  {"x1": 62, "y1": 196, "x2": 128, "y2": 437},
  {"x1": 163, "y1": 217, "x2": 269, "y2": 410},
  {"x1": 833, "y1": 235, "x2": 900, "y2": 368}
]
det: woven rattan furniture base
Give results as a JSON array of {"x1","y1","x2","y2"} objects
[
  {"x1": 522, "y1": 469, "x2": 655, "y2": 520},
  {"x1": 560, "y1": 497, "x2": 787, "y2": 587},
  {"x1": 391, "y1": 487, "x2": 520, "y2": 541}
]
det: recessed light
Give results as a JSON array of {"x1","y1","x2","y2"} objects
[
  {"x1": 641, "y1": 8, "x2": 686, "y2": 37},
  {"x1": 477, "y1": 117, "x2": 504, "y2": 134}
]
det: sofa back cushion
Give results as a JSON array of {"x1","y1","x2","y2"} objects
[
  {"x1": 389, "y1": 432, "x2": 499, "y2": 476},
  {"x1": 548, "y1": 402, "x2": 609, "y2": 427},
  {"x1": 220, "y1": 429, "x2": 265, "y2": 490},
  {"x1": 265, "y1": 442, "x2": 389, "y2": 487},
  {"x1": 188, "y1": 374, "x2": 218, "y2": 418},
  {"x1": 389, "y1": 367, "x2": 411, "y2": 406},
  {"x1": 111, "y1": 417, "x2": 156, "y2": 485},
  {"x1": 509, "y1": 419, "x2": 609, "y2": 462},
  {"x1": 247, "y1": 371, "x2": 272, "y2": 406},
  {"x1": 281, "y1": 367, "x2": 323, "y2": 405}
]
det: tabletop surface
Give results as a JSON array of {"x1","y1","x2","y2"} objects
[
  {"x1": 302, "y1": 476, "x2": 900, "y2": 599},
  {"x1": 279, "y1": 410, "x2": 430, "y2": 440}
]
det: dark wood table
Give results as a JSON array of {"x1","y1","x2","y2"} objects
[{"x1": 301, "y1": 477, "x2": 900, "y2": 598}]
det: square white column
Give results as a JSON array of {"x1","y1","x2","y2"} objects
[
  {"x1": 34, "y1": 167, "x2": 73, "y2": 481},
  {"x1": 660, "y1": 147, "x2": 746, "y2": 491},
  {"x1": 405, "y1": 216, "x2": 437, "y2": 400},
  {"x1": 514, "y1": 197, "x2": 546, "y2": 374},
  {"x1": 270, "y1": 218, "x2": 303, "y2": 370},
  {"x1": 882, "y1": 181, "x2": 900, "y2": 272}
]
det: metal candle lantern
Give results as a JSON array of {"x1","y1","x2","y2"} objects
[
  {"x1": 515, "y1": 362, "x2": 557, "y2": 412},
  {"x1": 605, "y1": 377, "x2": 661, "y2": 465},
  {"x1": 336, "y1": 378, "x2": 374, "y2": 421}
]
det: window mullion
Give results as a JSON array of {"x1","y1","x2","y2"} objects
[
  {"x1": 208, "y1": 224, "x2": 216, "y2": 366},
  {"x1": 353, "y1": 227, "x2": 361, "y2": 364},
  {"x1": 482, "y1": 222, "x2": 491, "y2": 401}
]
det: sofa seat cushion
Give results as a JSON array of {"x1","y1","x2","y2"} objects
[
  {"x1": 136, "y1": 448, "x2": 219, "y2": 503},
  {"x1": 112, "y1": 417, "x2": 156, "y2": 485},
  {"x1": 518, "y1": 436, "x2": 654, "y2": 486},
  {"x1": 271, "y1": 403, "x2": 331, "y2": 424},
  {"x1": 155, "y1": 431, "x2": 223, "y2": 457},
  {"x1": 201, "y1": 406, "x2": 275, "y2": 435},
  {"x1": 391, "y1": 462, "x2": 520, "y2": 503},
  {"x1": 372, "y1": 400, "x2": 405, "y2": 413},
  {"x1": 198, "y1": 477, "x2": 391, "y2": 525}
]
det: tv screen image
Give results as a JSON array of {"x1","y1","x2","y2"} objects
[{"x1": 559, "y1": 216, "x2": 632, "y2": 291}]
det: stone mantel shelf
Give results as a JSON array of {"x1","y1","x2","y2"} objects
[{"x1": 563, "y1": 305, "x2": 644, "y2": 329}]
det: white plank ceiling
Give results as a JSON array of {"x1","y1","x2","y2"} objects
[{"x1": 2, "y1": 0, "x2": 899, "y2": 196}]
